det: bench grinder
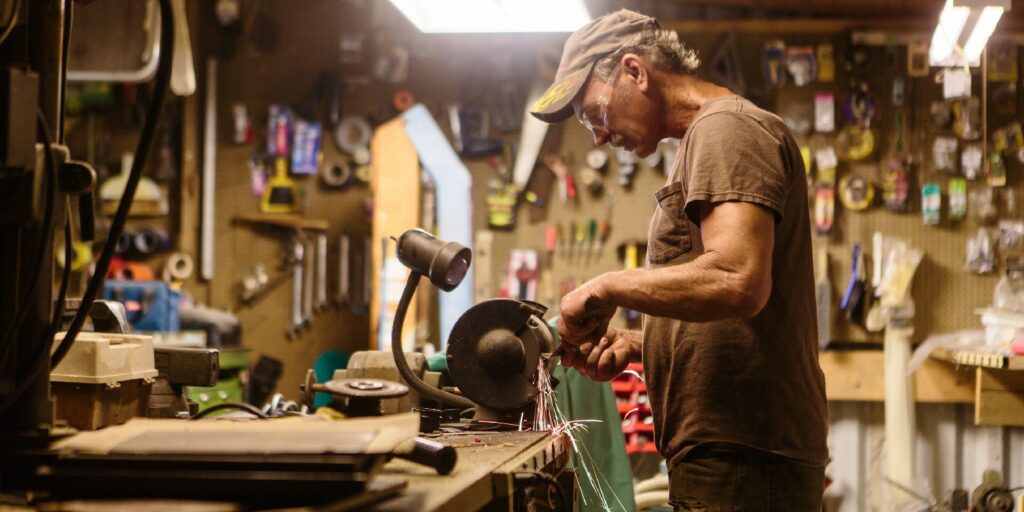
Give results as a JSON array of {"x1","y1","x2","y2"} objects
[{"x1": 390, "y1": 229, "x2": 554, "y2": 425}]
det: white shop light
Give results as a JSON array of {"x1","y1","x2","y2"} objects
[
  {"x1": 388, "y1": 0, "x2": 591, "y2": 33},
  {"x1": 929, "y1": 0, "x2": 1010, "y2": 67}
]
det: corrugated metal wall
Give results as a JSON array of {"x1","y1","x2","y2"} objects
[{"x1": 826, "y1": 402, "x2": 1024, "y2": 511}]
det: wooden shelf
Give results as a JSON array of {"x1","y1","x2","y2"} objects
[
  {"x1": 932, "y1": 347, "x2": 1024, "y2": 371},
  {"x1": 232, "y1": 213, "x2": 329, "y2": 232},
  {"x1": 819, "y1": 350, "x2": 974, "y2": 404}
]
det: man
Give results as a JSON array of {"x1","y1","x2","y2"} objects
[{"x1": 530, "y1": 9, "x2": 828, "y2": 511}]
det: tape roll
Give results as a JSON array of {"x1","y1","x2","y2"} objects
[
  {"x1": 164, "y1": 252, "x2": 195, "y2": 281},
  {"x1": 133, "y1": 227, "x2": 170, "y2": 256},
  {"x1": 838, "y1": 175, "x2": 875, "y2": 211},
  {"x1": 354, "y1": 164, "x2": 372, "y2": 184},
  {"x1": 321, "y1": 161, "x2": 354, "y2": 188},
  {"x1": 586, "y1": 149, "x2": 609, "y2": 170},
  {"x1": 56, "y1": 241, "x2": 93, "y2": 272},
  {"x1": 115, "y1": 231, "x2": 133, "y2": 255},
  {"x1": 334, "y1": 116, "x2": 372, "y2": 155},
  {"x1": 352, "y1": 146, "x2": 371, "y2": 165},
  {"x1": 392, "y1": 89, "x2": 415, "y2": 112}
]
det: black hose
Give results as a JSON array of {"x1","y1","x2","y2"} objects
[
  {"x1": 189, "y1": 402, "x2": 268, "y2": 420},
  {"x1": 392, "y1": 271, "x2": 474, "y2": 409},
  {"x1": 52, "y1": 205, "x2": 72, "y2": 332},
  {"x1": 51, "y1": 0, "x2": 174, "y2": 368}
]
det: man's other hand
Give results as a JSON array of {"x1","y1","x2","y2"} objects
[
  {"x1": 560, "y1": 327, "x2": 638, "y2": 381},
  {"x1": 557, "y1": 277, "x2": 617, "y2": 348}
]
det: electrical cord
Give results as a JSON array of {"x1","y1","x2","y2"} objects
[
  {"x1": 392, "y1": 271, "x2": 474, "y2": 409},
  {"x1": 189, "y1": 402, "x2": 269, "y2": 420},
  {"x1": 52, "y1": 206, "x2": 72, "y2": 331},
  {"x1": 516, "y1": 471, "x2": 570, "y2": 512},
  {"x1": 0, "y1": 0, "x2": 21, "y2": 48},
  {"x1": 50, "y1": 0, "x2": 173, "y2": 369}
]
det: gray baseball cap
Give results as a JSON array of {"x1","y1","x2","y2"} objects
[{"x1": 529, "y1": 9, "x2": 659, "y2": 123}]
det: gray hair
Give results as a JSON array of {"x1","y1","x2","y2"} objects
[{"x1": 591, "y1": 27, "x2": 700, "y2": 82}]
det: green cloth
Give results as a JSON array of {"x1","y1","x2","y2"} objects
[
  {"x1": 553, "y1": 365, "x2": 636, "y2": 512},
  {"x1": 547, "y1": 317, "x2": 635, "y2": 512}
]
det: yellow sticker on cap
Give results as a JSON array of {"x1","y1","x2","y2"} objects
[{"x1": 531, "y1": 75, "x2": 582, "y2": 114}]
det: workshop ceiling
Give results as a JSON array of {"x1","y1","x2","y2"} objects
[{"x1": 604, "y1": 0, "x2": 1024, "y2": 24}]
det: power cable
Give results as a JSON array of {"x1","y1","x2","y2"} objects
[
  {"x1": 0, "y1": 0, "x2": 21, "y2": 48},
  {"x1": 189, "y1": 402, "x2": 269, "y2": 420}
]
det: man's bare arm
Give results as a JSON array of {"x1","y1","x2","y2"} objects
[{"x1": 592, "y1": 201, "x2": 775, "y2": 322}]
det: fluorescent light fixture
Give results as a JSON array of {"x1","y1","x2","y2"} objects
[
  {"x1": 929, "y1": 0, "x2": 1009, "y2": 67},
  {"x1": 388, "y1": 0, "x2": 591, "y2": 33}
]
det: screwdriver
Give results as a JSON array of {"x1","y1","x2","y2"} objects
[
  {"x1": 574, "y1": 222, "x2": 586, "y2": 261},
  {"x1": 586, "y1": 218, "x2": 598, "y2": 264},
  {"x1": 545, "y1": 225, "x2": 557, "y2": 267}
]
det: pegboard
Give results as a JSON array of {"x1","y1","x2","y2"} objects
[{"x1": 484, "y1": 28, "x2": 1024, "y2": 344}]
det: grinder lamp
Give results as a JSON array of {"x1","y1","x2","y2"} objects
[
  {"x1": 929, "y1": 0, "x2": 1009, "y2": 67},
  {"x1": 395, "y1": 228, "x2": 471, "y2": 292}
]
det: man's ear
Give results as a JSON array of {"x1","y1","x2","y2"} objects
[{"x1": 621, "y1": 53, "x2": 648, "y2": 92}]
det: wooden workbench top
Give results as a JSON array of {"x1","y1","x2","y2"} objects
[{"x1": 369, "y1": 430, "x2": 568, "y2": 512}]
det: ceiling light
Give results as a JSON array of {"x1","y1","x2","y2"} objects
[
  {"x1": 388, "y1": 0, "x2": 591, "y2": 33},
  {"x1": 930, "y1": 0, "x2": 1009, "y2": 67}
]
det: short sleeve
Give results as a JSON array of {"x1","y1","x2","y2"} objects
[{"x1": 682, "y1": 112, "x2": 789, "y2": 226}]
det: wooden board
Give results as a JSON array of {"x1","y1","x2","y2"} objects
[
  {"x1": 974, "y1": 367, "x2": 1024, "y2": 426},
  {"x1": 370, "y1": 118, "x2": 420, "y2": 351},
  {"x1": 369, "y1": 431, "x2": 568, "y2": 512},
  {"x1": 820, "y1": 350, "x2": 974, "y2": 403}
]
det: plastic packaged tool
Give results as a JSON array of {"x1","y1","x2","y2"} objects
[
  {"x1": 816, "y1": 43, "x2": 834, "y2": 82},
  {"x1": 763, "y1": 40, "x2": 786, "y2": 87},
  {"x1": 290, "y1": 119, "x2": 323, "y2": 175},
  {"x1": 814, "y1": 92, "x2": 835, "y2": 133},
  {"x1": 267, "y1": 104, "x2": 292, "y2": 157},
  {"x1": 922, "y1": 182, "x2": 942, "y2": 225},
  {"x1": 971, "y1": 187, "x2": 998, "y2": 224},
  {"x1": 994, "y1": 256, "x2": 1024, "y2": 313},
  {"x1": 966, "y1": 228, "x2": 997, "y2": 275},
  {"x1": 949, "y1": 178, "x2": 968, "y2": 221}
]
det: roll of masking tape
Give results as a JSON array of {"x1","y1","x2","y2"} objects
[
  {"x1": 164, "y1": 252, "x2": 195, "y2": 281},
  {"x1": 334, "y1": 116, "x2": 372, "y2": 155},
  {"x1": 56, "y1": 241, "x2": 93, "y2": 272},
  {"x1": 321, "y1": 161, "x2": 353, "y2": 188}
]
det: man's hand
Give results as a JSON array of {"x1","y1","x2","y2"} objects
[
  {"x1": 557, "y1": 276, "x2": 617, "y2": 348},
  {"x1": 560, "y1": 327, "x2": 639, "y2": 381}
]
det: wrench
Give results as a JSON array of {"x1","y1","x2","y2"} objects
[
  {"x1": 315, "y1": 233, "x2": 329, "y2": 311},
  {"x1": 286, "y1": 238, "x2": 304, "y2": 339},
  {"x1": 302, "y1": 236, "x2": 314, "y2": 327},
  {"x1": 336, "y1": 234, "x2": 350, "y2": 306}
]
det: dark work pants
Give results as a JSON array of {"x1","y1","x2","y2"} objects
[{"x1": 668, "y1": 446, "x2": 825, "y2": 512}]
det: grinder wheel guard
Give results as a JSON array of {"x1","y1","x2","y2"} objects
[{"x1": 446, "y1": 299, "x2": 552, "y2": 411}]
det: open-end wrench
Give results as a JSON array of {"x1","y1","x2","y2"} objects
[
  {"x1": 336, "y1": 233, "x2": 350, "y2": 306},
  {"x1": 315, "y1": 233, "x2": 329, "y2": 311},
  {"x1": 302, "y1": 235, "x2": 314, "y2": 327},
  {"x1": 286, "y1": 238, "x2": 305, "y2": 339}
]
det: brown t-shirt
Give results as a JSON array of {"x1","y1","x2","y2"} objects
[{"x1": 643, "y1": 95, "x2": 828, "y2": 468}]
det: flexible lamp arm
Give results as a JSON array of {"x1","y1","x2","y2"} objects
[{"x1": 392, "y1": 271, "x2": 474, "y2": 409}]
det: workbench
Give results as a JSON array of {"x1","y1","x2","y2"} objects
[{"x1": 370, "y1": 430, "x2": 571, "y2": 511}]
